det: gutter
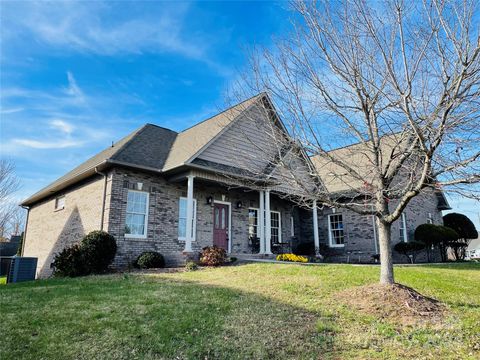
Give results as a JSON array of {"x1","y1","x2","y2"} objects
[
  {"x1": 95, "y1": 167, "x2": 108, "y2": 231},
  {"x1": 19, "y1": 205, "x2": 30, "y2": 256}
]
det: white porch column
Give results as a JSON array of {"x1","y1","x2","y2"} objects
[
  {"x1": 259, "y1": 190, "x2": 265, "y2": 254},
  {"x1": 313, "y1": 200, "x2": 319, "y2": 254},
  {"x1": 265, "y1": 190, "x2": 272, "y2": 254},
  {"x1": 184, "y1": 175, "x2": 195, "y2": 253}
]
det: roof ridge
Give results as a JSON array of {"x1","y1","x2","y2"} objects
[
  {"x1": 180, "y1": 93, "x2": 264, "y2": 133},
  {"x1": 109, "y1": 124, "x2": 150, "y2": 161},
  {"x1": 144, "y1": 123, "x2": 178, "y2": 133},
  {"x1": 310, "y1": 133, "x2": 402, "y2": 159}
]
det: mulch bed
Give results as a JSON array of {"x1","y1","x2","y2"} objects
[{"x1": 338, "y1": 283, "x2": 446, "y2": 326}]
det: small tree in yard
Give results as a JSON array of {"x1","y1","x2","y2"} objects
[
  {"x1": 228, "y1": 0, "x2": 480, "y2": 284},
  {"x1": 443, "y1": 213, "x2": 479, "y2": 260}
]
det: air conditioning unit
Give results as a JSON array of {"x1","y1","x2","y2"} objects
[{"x1": 7, "y1": 257, "x2": 37, "y2": 283}]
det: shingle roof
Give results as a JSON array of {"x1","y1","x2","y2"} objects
[
  {"x1": 21, "y1": 94, "x2": 265, "y2": 206},
  {"x1": 162, "y1": 93, "x2": 263, "y2": 171},
  {"x1": 310, "y1": 134, "x2": 406, "y2": 193},
  {"x1": 21, "y1": 125, "x2": 148, "y2": 206}
]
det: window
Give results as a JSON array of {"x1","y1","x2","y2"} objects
[
  {"x1": 328, "y1": 214, "x2": 344, "y2": 247},
  {"x1": 178, "y1": 197, "x2": 197, "y2": 240},
  {"x1": 248, "y1": 208, "x2": 258, "y2": 238},
  {"x1": 248, "y1": 208, "x2": 282, "y2": 243},
  {"x1": 54, "y1": 196, "x2": 65, "y2": 210},
  {"x1": 271, "y1": 211, "x2": 282, "y2": 243},
  {"x1": 125, "y1": 190, "x2": 149, "y2": 238},
  {"x1": 400, "y1": 213, "x2": 408, "y2": 242},
  {"x1": 427, "y1": 213, "x2": 433, "y2": 224}
]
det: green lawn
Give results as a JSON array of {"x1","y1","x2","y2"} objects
[{"x1": 1, "y1": 263, "x2": 479, "y2": 359}]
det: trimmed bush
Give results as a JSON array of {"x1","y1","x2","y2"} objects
[
  {"x1": 200, "y1": 246, "x2": 227, "y2": 266},
  {"x1": 53, "y1": 230, "x2": 117, "y2": 277},
  {"x1": 185, "y1": 261, "x2": 199, "y2": 271},
  {"x1": 415, "y1": 224, "x2": 459, "y2": 262},
  {"x1": 394, "y1": 241, "x2": 426, "y2": 263},
  {"x1": 81, "y1": 231, "x2": 117, "y2": 273},
  {"x1": 444, "y1": 213, "x2": 478, "y2": 260},
  {"x1": 53, "y1": 244, "x2": 86, "y2": 277},
  {"x1": 136, "y1": 251, "x2": 165, "y2": 269},
  {"x1": 295, "y1": 242, "x2": 315, "y2": 255}
]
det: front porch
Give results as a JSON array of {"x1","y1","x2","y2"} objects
[{"x1": 170, "y1": 169, "x2": 320, "y2": 257}]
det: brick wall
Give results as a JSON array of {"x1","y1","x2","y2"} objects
[
  {"x1": 311, "y1": 189, "x2": 444, "y2": 263},
  {"x1": 107, "y1": 168, "x2": 299, "y2": 268},
  {"x1": 23, "y1": 174, "x2": 110, "y2": 278}
]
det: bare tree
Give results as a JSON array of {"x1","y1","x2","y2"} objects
[
  {"x1": 0, "y1": 159, "x2": 22, "y2": 239},
  {"x1": 227, "y1": 0, "x2": 479, "y2": 284}
]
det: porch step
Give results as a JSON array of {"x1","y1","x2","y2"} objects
[{"x1": 230, "y1": 253, "x2": 277, "y2": 261}]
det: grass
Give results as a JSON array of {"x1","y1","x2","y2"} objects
[{"x1": 1, "y1": 262, "x2": 479, "y2": 359}]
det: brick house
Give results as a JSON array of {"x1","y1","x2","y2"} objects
[{"x1": 21, "y1": 94, "x2": 450, "y2": 277}]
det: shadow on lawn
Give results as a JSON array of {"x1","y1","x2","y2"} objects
[{"x1": 0, "y1": 274, "x2": 334, "y2": 360}]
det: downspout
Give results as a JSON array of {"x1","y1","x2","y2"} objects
[
  {"x1": 20, "y1": 205, "x2": 30, "y2": 256},
  {"x1": 95, "y1": 167, "x2": 108, "y2": 231}
]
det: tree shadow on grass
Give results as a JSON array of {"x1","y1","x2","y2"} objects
[{"x1": 0, "y1": 274, "x2": 336, "y2": 360}]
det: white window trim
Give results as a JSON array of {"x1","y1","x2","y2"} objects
[
  {"x1": 290, "y1": 216, "x2": 295, "y2": 237},
  {"x1": 328, "y1": 213, "x2": 345, "y2": 248},
  {"x1": 400, "y1": 213, "x2": 408, "y2": 242},
  {"x1": 248, "y1": 208, "x2": 283, "y2": 243},
  {"x1": 427, "y1": 212, "x2": 433, "y2": 224},
  {"x1": 125, "y1": 190, "x2": 149, "y2": 239},
  {"x1": 270, "y1": 210, "x2": 282, "y2": 244},
  {"x1": 178, "y1": 197, "x2": 197, "y2": 242},
  {"x1": 54, "y1": 196, "x2": 65, "y2": 211}
]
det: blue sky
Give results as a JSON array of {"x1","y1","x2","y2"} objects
[{"x1": 1, "y1": 1, "x2": 478, "y2": 229}]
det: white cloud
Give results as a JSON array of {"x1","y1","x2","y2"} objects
[
  {"x1": 11, "y1": 138, "x2": 84, "y2": 149},
  {"x1": 49, "y1": 119, "x2": 74, "y2": 135},
  {"x1": 65, "y1": 72, "x2": 85, "y2": 103},
  {"x1": 0, "y1": 71, "x2": 121, "y2": 156},
  {"x1": 0, "y1": 107, "x2": 24, "y2": 114},
  {"x1": 1, "y1": 1, "x2": 227, "y2": 71}
]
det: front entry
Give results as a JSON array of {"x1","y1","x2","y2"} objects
[{"x1": 213, "y1": 203, "x2": 229, "y2": 251}]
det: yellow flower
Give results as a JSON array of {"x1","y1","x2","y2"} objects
[{"x1": 276, "y1": 253, "x2": 308, "y2": 263}]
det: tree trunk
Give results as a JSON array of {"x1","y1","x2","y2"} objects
[{"x1": 377, "y1": 219, "x2": 394, "y2": 284}]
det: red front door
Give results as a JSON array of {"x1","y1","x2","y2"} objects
[{"x1": 213, "y1": 203, "x2": 229, "y2": 250}]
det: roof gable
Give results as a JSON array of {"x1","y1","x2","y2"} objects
[{"x1": 162, "y1": 93, "x2": 264, "y2": 171}]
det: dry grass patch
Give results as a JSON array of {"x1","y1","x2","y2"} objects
[{"x1": 338, "y1": 282, "x2": 446, "y2": 327}]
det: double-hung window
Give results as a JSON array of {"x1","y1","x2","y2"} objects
[
  {"x1": 248, "y1": 208, "x2": 282, "y2": 243},
  {"x1": 399, "y1": 213, "x2": 408, "y2": 242},
  {"x1": 178, "y1": 197, "x2": 197, "y2": 241},
  {"x1": 271, "y1": 211, "x2": 282, "y2": 243},
  {"x1": 328, "y1": 214, "x2": 345, "y2": 247},
  {"x1": 248, "y1": 208, "x2": 258, "y2": 238},
  {"x1": 125, "y1": 190, "x2": 149, "y2": 238}
]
